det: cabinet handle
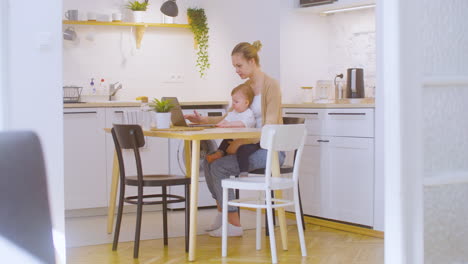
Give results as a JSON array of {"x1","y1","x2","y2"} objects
[
  {"x1": 64, "y1": 111, "x2": 97, "y2": 115},
  {"x1": 114, "y1": 111, "x2": 124, "y2": 114},
  {"x1": 317, "y1": 139, "x2": 330, "y2": 143},
  {"x1": 328, "y1": 112, "x2": 366, "y2": 116},
  {"x1": 284, "y1": 112, "x2": 319, "y2": 115}
]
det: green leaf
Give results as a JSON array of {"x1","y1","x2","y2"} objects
[
  {"x1": 150, "y1": 98, "x2": 174, "y2": 113},
  {"x1": 187, "y1": 8, "x2": 210, "y2": 78}
]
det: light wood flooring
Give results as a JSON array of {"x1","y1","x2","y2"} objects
[{"x1": 67, "y1": 223, "x2": 384, "y2": 264}]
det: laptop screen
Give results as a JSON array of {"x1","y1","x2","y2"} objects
[{"x1": 161, "y1": 97, "x2": 188, "y2": 127}]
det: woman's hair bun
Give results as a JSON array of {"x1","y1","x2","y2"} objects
[{"x1": 252, "y1": 40, "x2": 263, "y2": 52}]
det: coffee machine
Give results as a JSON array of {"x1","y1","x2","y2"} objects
[{"x1": 346, "y1": 68, "x2": 364, "y2": 98}]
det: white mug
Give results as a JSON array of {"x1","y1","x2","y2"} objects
[
  {"x1": 87, "y1": 12, "x2": 97, "y2": 21},
  {"x1": 112, "y1": 13, "x2": 122, "y2": 22},
  {"x1": 64, "y1": 10, "x2": 78, "y2": 20}
]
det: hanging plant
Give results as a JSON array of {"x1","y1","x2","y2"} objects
[{"x1": 187, "y1": 8, "x2": 210, "y2": 78}]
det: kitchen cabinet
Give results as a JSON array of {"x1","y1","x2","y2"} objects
[
  {"x1": 283, "y1": 107, "x2": 374, "y2": 227},
  {"x1": 64, "y1": 106, "x2": 169, "y2": 211},
  {"x1": 64, "y1": 108, "x2": 107, "y2": 210},
  {"x1": 299, "y1": 0, "x2": 375, "y2": 13}
]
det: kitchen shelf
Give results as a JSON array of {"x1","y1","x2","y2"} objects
[{"x1": 62, "y1": 20, "x2": 191, "y2": 48}]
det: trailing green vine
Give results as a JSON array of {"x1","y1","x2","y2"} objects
[{"x1": 187, "y1": 8, "x2": 210, "y2": 78}]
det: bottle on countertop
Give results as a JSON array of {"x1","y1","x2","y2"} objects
[
  {"x1": 90, "y1": 78, "x2": 96, "y2": 95},
  {"x1": 139, "y1": 96, "x2": 152, "y2": 130},
  {"x1": 99, "y1": 78, "x2": 106, "y2": 96}
]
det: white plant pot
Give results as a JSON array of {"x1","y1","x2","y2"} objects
[
  {"x1": 155, "y1": 112, "x2": 171, "y2": 129},
  {"x1": 132, "y1": 11, "x2": 145, "y2": 23}
]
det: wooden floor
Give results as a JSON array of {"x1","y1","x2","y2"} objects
[{"x1": 67, "y1": 223, "x2": 384, "y2": 264}]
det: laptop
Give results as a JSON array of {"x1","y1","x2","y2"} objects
[{"x1": 162, "y1": 97, "x2": 217, "y2": 128}]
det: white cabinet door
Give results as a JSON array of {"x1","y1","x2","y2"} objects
[
  {"x1": 64, "y1": 108, "x2": 107, "y2": 210},
  {"x1": 283, "y1": 108, "x2": 325, "y2": 136},
  {"x1": 105, "y1": 108, "x2": 169, "y2": 200},
  {"x1": 298, "y1": 135, "x2": 324, "y2": 217},
  {"x1": 324, "y1": 108, "x2": 374, "y2": 138},
  {"x1": 324, "y1": 137, "x2": 374, "y2": 226}
]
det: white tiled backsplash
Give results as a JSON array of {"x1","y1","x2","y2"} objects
[{"x1": 327, "y1": 8, "x2": 376, "y2": 98}]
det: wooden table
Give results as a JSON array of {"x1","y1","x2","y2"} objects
[{"x1": 105, "y1": 127, "x2": 289, "y2": 261}]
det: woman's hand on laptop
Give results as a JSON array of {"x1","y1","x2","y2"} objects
[{"x1": 184, "y1": 110, "x2": 205, "y2": 123}]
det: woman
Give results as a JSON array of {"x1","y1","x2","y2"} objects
[{"x1": 184, "y1": 41, "x2": 284, "y2": 237}]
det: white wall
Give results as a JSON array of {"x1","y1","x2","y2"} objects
[
  {"x1": 0, "y1": 0, "x2": 7, "y2": 129},
  {"x1": 280, "y1": 3, "x2": 375, "y2": 103},
  {"x1": 4, "y1": 0, "x2": 64, "y2": 262},
  {"x1": 63, "y1": 0, "x2": 281, "y2": 102}
]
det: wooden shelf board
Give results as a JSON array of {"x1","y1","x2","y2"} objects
[{"x1": 63, "y1": 20, "x2": 190, "y2": 28}]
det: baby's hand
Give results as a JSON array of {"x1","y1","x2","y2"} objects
[{"x1": 216, "y1": 120, "x2": 229, "y2": 127}]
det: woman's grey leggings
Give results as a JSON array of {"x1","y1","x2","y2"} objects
[{"x1": 203, "y1": 148, "x2": 285, "y2": 212}]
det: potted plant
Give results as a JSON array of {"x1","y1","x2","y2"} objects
[
  {"x1": 126, "y1": 0, "x2": 149, "y2": 23},
  {"x1": 187, "y1": 8, "x2": 210, "y2": 78},
  {"x1": 151, "y1": 98, "x2": 174, "y2": 129}
]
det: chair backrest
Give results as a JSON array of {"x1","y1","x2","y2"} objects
[
  {"x1": 112, "y1": 124, "x2": 146, "y2": 182},
  {"x1": 112, "y1": 124, "x2": 146, "y2": 149},
  {"x1": 0, "y1": 131, "x2": 55, "y2": 263},
  {"x1": 260, "y1": 124, "x2": 307, "y2": 184}
]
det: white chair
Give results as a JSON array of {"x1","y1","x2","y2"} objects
[{"x1": 221, "y1": 124, "x2": 308, "y2": 263}]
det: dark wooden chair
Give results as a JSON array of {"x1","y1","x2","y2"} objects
[
  {"x1": 236, "y1": 117, "x2": 306, "y2": 236},
  {"x1": 111, "y1": 124, "x2": 191, "y2": 258}
]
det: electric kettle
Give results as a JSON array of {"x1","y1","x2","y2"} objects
[{"x1": 346, "y1": 68, "x2": 364, "y2": 98}]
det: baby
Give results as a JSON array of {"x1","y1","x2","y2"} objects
[{"x1": 206, "y1": 84, "x2": 258, "y2": 177}]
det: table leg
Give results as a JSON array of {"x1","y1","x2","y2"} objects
[
  {"x1": 184, "y1": 140, "x2": 192, "y2": 177},
  {"x1": 272, "y1": 151, "x2": 288, "y2": 251},
  {"x1": 107, "y1": 150, "x2": 119, "y2": 234},
  {"x1": 188, "y1": 140, "x2": 200, "y2": 261}
]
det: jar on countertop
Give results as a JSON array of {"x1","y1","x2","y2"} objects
[{"x1": 301, "y1": 86, "x2": 314, "y2": 103}]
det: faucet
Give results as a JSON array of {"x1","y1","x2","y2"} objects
[{"x1": 108, "y1": 82, "x2": 122, "y2": 101}]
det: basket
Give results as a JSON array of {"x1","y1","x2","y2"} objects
[{"x1": 63, "y1": 86, "x2": 83, "y2": 103}]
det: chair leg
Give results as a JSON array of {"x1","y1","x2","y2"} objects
[
  {"x1": 184, "y1": 184, "x2": 190, "y2": 253},
  {"x1": 221, "y1": 187, "x2": 229, "y2": 257},
  {"x1": 298, "y1": 183, "x2": 306, "y2": 230},
  {"x1": 265, "y1": 191, "x2": 276, "y2": 237},
  {"x1": 112, "y1": 183, "x2": 125, "y2": 251},
  {"x1": 272, "y1": 190, "x2": 276, "y2": 227},
  {"x1": 256, "y1": 208, "x2": 261, "y2": 250},
  {"x1": 265, "y1": 189, "x2": 278, "y2": 264},
  {"x1": 294, "y1": 185, "x2": 307, "y2": 256},
  {"x1": 134, "y1": 188, "x2": 144, "y2": 258},
  {"x1": 162, "y1": 186, "x2": 168, "y2": 246},
  {"x1": 235, "y1": 189, "x2": 240, "y2": 218}
]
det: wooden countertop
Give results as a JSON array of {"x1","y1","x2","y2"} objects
[
  {"x1": 64, "y1": 101, "x2": 230, "y2": 108},
  {"x1": 283, "y1": 98, "x2": 375, "y2": 108},
  {"x1": 64, "y1": 99, "x2": 375, "y2": 109}
]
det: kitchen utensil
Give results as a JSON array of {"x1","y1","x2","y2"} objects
[
  {"x1": 346, "y1": 68, "x2": 364, "y2": 98},
  {"x1": 301, "y1": 86, "x2": 314, "y2": 103},
  {"x1": 63, "y1": 27, "x2": 77, "y2": 41},
  {"x1": 87, "y1": 12, "x2": 97, "y2": 21},
  {"x1": 63, "y1": 86, "x2": 83, "y2": 103},
  {"x1": 334, "y1": 73, "x2": 344, "y2": 99},
  {"x1": 316, "y1": 80, "x2": 333, "y2": 100},
  {"x1": 64, "y1": 10, "x2": 78, "y2": 20},
  {"x1": 112, "y1": 13, "x2": 122, "y2": 22}
]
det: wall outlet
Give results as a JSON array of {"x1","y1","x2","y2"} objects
[{"x1": 164, "y1": 73, "x2": 184, "y2": 83}]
